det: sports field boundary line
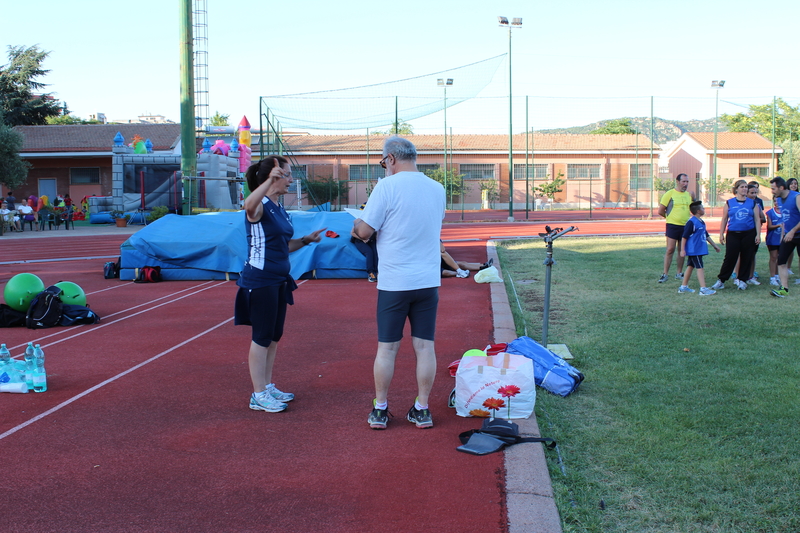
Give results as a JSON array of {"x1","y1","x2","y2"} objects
[
  {"x1": 8, "y1": 281, "x2": 227, "y2": 355},
  {"x1": 0, "y1": 317, "x2": 234, "y2": 442},
  {"x1": 0, "y1": 255, "x2": 120, "y2": 265}
]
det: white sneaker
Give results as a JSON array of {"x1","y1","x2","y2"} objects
[
  {"x1": 788, "y1": 269, "x2": 795, "y2": 275},
  {"x1": 675, "y1": 272, "x2": 684, "y2": 280},
  {"x1": 677, "y1": 285, "x2": 695, "y2": 294},
  {"x1": 249, "y1": 391, "x2": 288, "y2": 413},
  {"x1": 735, "y1": 279, "x2": 747, "y2": 290},
  {"x1": 770, "y1": 276, "x2": 780, "y2": 286},
  {"x1": 699, "y1": 287, "x2": 716, "y2": 296},
  {"x1": 746, "y1": 278, "x2": 761, "y2": 286},
  {"x1": 711, "y1": 280, "x2": 725, "y2": 290},
  {"x1": 795, "y1": 278, "x2": 800, "y2": 285},
  {"x1": 456, "y1": 269, "x2": 470, "y2": 278},
  {"x1": 265, "y1": 383, "x2": 295, "y2": 402}
]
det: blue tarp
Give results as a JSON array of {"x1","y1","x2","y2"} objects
[{"x1": 120, "y1": 211, "x2": 369, "y2": 280}]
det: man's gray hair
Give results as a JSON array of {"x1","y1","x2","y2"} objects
[{"x1": 383, "y1": 136, "x2": 417, "y2": 161}]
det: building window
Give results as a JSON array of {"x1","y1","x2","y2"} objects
[
  {"x1": 739, "y1": 165, "x2": 769, "y2": 177},
  {"x1": 460, "y1": 164, "x2": 494, "y2": 180},
  {"x1": 349, "y1": 165, "x2": 385, "y2": 181},
  {"x1": 513, "y1": 164, "x2": 547, "y2": 180},
  {"x1": 70, "y1": 168, "x2": 100, "y2": 185},
  {"x1": 291, "y1": 165, "x2": 307, "y2": 180},
  {"x1": 567, "y1": 164, "x2": 601, "y2": 180},
  {"x1": 629, "y1": 164, "x2": 653, "y2": 190}
]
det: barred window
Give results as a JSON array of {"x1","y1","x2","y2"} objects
[
  {"x1": 291, "y1": 165, "x2": 307, "y2": 180},
  {"x1": 349, "y1": 165, "x2": 385, "y2": 181},
  {"x1": 418, "y1": 164, "x2": 440, "y2": 174},
  {"x1": 567, "y1": 164, "x2": 601, "y2": 180},
  {"x1": 70, "y1": 168, "x2": 100, "y2": 185},
  {"x1": 739, "y1": 165, "x2": 769, "y2": 177},
  {"x1": 629, "y1": 164, "x2": 653, "y2": 190},
  {"x1": 460, "y1": 164, "x2": 494, "y2": 180},
  {"x1": 513, "y1": 164, "x2": 548, "y2": 180}
]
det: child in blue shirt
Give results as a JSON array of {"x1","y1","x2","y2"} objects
[
  {"x1": 765, "y1": 201, "x2": 782, "y2": 285},
  {"x1": 679, "y1": 201, "x2": 721, "y2": 295}
]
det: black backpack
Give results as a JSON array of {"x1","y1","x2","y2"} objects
[
  {"x1": 26, "y1": 286, "x2": 64, "y2": 329},
  {"x1": 104, "y1": 257, "x2": 121, "y2": 279}
]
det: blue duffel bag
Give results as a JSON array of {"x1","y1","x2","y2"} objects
[{"x1": 505, "y1": 336, "x2": 584, "y2": 397}]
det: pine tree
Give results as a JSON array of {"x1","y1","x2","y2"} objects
[{"x1": 0, "y1": 45, "x2": 63, "y2": 126}]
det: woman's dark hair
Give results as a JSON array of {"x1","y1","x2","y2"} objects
[
  {"x1": 787, "y1": 177, "x2": 798, "y2": 190},
  {"x1": 245, "y1": 155, "x2": 289, "y2": 192}
]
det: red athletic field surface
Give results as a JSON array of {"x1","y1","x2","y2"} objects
[{"x1": 0, "y1": 220, "x2": 659, "y2": 532}]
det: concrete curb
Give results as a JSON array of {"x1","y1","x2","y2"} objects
[{"x1": 486, "y1": 240, "x2": 563, "y2": 533}]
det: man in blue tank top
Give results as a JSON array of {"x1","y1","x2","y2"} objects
[{"x1": 770, "y1": 177, "x2": 800, "y2": 297}]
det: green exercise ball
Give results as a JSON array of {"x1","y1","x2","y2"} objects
[
  {"x1": 4, "y1": 273, "x2": 45, "y2": 312},
  {"x1": 462, "y1": 349, "x2": 486, "y2": 358},
  {"x1": 55, "y1": 281, "x2": 87, "y2": 307}
]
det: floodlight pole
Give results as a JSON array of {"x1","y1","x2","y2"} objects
[
  {"x1": 437, "y1": 78, "x2": 454, "y2": 209},
  {"x1": 179, "y1": 0, "x2": 197, "y2": 215},
  {"x1": 499, "y1": 16, "x2": 522, "y2": 222},
  {"x1": 711, "y1": 80, "x2": 725, "y2": 207}
]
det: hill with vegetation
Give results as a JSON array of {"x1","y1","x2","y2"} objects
[{"x1": 537, "y1": 117, "x2": 725, "y2": 144}]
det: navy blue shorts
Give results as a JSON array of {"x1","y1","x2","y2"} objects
[
  {"x1": 376, "y1": 287, "x2": 439, "y2": 343},
  {"x1": 234, "y1": 285, "x2": 287, "y2": 347},
  {"x1": 665, "y1": 223, "x2": 685, "y2": 241},
  {"x1": 686, "y1": 255, "x2": 704, "y2": 269}
]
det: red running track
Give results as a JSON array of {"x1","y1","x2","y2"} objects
[{"x1": 0, "y1": 220, "x2": 662, "y2": 532}]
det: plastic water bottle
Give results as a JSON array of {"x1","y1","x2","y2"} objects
[
  {"x1": 0, "y1": 344, "x2": 10, "y2": 364},
  {"x1": 0, "y1": 343, "x2": 12, "y2": 385},
  {"x1": 32, "y1": 344, "x2": 46, "y2": 392},
  {"x1": 24, "y1": 342, "x2": 35, "y2": 391}
]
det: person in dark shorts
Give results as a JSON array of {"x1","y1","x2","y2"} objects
[
  {"x1": 678, "y1": 201, "x2": 721, "y2": 295},
  {"x1": 657, "y1": 173, "x2": 695, "y2": 283},
  {"x1": 235, "y1": 156, "x2": 325, "y2": 413},
  {"x1": 353, "y1": 136, "x2": 446, "y2": 430}
]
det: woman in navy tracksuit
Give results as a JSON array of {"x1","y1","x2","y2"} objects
[{"x1": 712, "y1": 180, "x2": 762, "y2": 290}]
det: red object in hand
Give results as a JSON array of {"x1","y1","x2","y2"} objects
[{"x1": 325, "y1": 230, "x2": 339, "y2": 238}]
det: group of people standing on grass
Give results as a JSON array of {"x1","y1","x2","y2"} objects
[
  {"x1": 659, "y1": 173, "x2": 800, "y2": 297},
  {"x1": 235, "y1": 136, "x2": 448, "y2": 430}
]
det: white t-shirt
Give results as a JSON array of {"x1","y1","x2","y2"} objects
[{"x1": 360, "y1": 170, "x2": 445, "y2": 291}]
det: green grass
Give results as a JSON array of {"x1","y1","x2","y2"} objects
[{"x1": 497, "y1": 236, "x2": 800, "y2": 533}]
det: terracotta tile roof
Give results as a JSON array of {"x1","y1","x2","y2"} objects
[
  {"x1": 15, "y1": 124, "x2": 181, "y2": 153},
  {"x1": 279, "y1": 133, "x2": 658, "y2": 153},
  {"x1": 684, "y1": 131, "x2": 777, "y2": 150}
]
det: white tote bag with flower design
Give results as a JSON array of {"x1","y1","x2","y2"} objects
[{"x1": 454, "y1": 352, "x2": 536, "y2": 419}]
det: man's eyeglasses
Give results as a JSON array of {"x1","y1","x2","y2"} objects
[{"x1": 380, "y1": 155, "x2": 390, "y2": 169}]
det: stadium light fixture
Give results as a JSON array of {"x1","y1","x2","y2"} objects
[{"x1": 499, "y1": 16, "x2": 522, "y2": 221}]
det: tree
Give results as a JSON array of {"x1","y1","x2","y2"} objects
[
  {"x1": 303, "y1": 178, "x2": 350, "y2": 206},
  {"x1": 372, "y1": 121, "x2": 414, "y2": 135},
  {"x1": 0, "y1": 45, "x2": 63, "y2": 126},
  {"x1": 423, "y1": 167, "x2": 467, "y2": 200},
  {"x1": 590, "y1": 118, "x2": 637, "y2": 135},
  {"x1": 46, "y1": 114, "x2": 98, "y2": 125},
  {"x1": 209, "y1": 111, "x2": 230, "y2": 127},
  {"x1": 0, "y1": 120, "x2": 31, "y2": 190},
  {"x1": 534, "y1": 172, "x2": 566, "y2": 201},
  {"x1": 779, "y1": 138, "x2": 800, "y2": 180},
  {"x1": 720, "y1": 98, "x2": 800, "y2": 143}
]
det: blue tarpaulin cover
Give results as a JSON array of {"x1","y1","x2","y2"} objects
[{"x1": 120, "y1": 211, "x2": 369, "y2": 280}]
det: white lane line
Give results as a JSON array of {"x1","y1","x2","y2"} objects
[
  {"x1": 9, "y1": 281, "x2": 227, "y2": 354},
  {"x1": 0, "y1": 316, "x2": 234, "y2": 442}
]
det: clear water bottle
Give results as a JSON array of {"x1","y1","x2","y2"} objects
[
  {"x1": 24, "y1": 342, "x2": 35, "y2": 391},
  {"x1": 32, "y1": 344, "x2": 46, "y2": 393},
  {"x1": 0, "y1": 343, "x2": 12, "y2": 384},
  {"x1": 0, "y1": 343, "x2": 10, "y2": 364}
]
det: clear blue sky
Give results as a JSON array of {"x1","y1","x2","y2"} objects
[{"x1": 5, "y1": 0, "x2": 800, "y2": 134}]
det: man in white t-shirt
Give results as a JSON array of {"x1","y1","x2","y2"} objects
[{"x1": 354, "y1": 136, "x2": 446, "y2": 430}]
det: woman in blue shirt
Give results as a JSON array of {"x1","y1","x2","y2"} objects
[
  {"x1": 235, "y1": 156, "x2": 325, "y2": 413},
  {"x1": 711, "y1": 180, "x2": 762, "y2": 291}
]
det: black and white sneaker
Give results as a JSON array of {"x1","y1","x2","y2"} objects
[{"x1": 406, "y1": 406, "x2": 433, "y2": 429}]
